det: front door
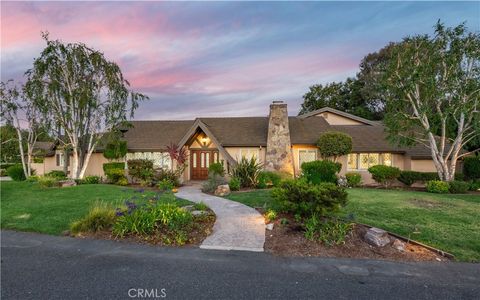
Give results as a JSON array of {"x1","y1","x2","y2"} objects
[{"x1": 190, "y1": 150, "x2": 219, "y2": 180}]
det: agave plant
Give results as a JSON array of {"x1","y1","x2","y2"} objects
[{"x1": 230, "y1": 156, "x2": 263, "y2": 188}]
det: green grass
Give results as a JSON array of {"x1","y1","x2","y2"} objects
[
  {"x1": 1, "y1": 181, "x2": 192, "y2": 235},
  {"x1": 225, "y1": 188, "x2": 480, "y2": 262}
]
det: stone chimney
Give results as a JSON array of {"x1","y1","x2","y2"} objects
[{"x1": 265, "y1": 101, "x2": 294, "y2": 174}]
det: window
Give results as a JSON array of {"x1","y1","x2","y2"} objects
[
  {"x1": 192, "y1": 153, "x2": 197, "y2": 168},
  {"x1": 348, "y1": 153, "x2": 393, "y2": 170},
  {"x1": 126, "y1": 152, "x2": 172, "y2": 169},
  {"x1": 56, "y1": 153, "x2": 64, "y2": 167},
  {"x1": 298, "y1": 149, "x2": 317, "y2": 166}
]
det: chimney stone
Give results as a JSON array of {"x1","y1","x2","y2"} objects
[{"x1": 265, "y1": 101, "x2": 294, "y2": 174}]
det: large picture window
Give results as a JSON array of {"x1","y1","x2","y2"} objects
[
  {"x1": 126, "y1": 152, "x2": 172, "y2": 169},
  {"x1": 348, "y1": 153, "x2": 393, "y2": 170},
  {"x1": 299, "y1": 149, "x2": 317, "y2": 167}
]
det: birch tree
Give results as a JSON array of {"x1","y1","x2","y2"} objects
[
  {"x1": 382, "y1": 22, "x2": 480, "y2": 181},
  {"x1": 26, "y1": 33, "x2": 147, "y2": 179},
  {"x1": 0, "y1": 80, "x2": 43, "y2": 177}
]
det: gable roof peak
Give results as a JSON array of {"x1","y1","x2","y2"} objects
[{"x1": 298, "y1": 107, "x2": 378, "y2": 126}]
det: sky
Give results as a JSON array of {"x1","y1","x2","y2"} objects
[{"x1": 1, "y1": 1, "x2": 479, "y2": 120}]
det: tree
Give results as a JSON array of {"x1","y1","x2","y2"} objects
[
  {"x1": 381, "y1": 22, "x2": 480, "y2": 181},
  {"x1": 316, "y1": 131, "x2": 353, "y2": 162},
  {"x1": 26, "y1": 33, "x2": 147, "y2": 179},
  {"x1": 103, "y1": 139, "x2": 127, "y2": 160},
  {"x1": 0, "y1": 125, "x2": 22, "y2": 163},
  {"x1": 0, "y1": 80, "x2": 44, "y2": 177}
]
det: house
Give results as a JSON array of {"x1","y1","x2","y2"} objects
[{"x1": 36, "y1": 101, "x2": 450, "y2": 184}]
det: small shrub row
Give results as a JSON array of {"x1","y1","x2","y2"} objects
[
  {"x1": 426, "y1": 180, "x2": 470, "y2": 194},
  {"x1": 368, "y1": 165, "x2": 400, "y2": 187}
]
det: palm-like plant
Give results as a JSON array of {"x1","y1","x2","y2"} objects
[{"x1": 230, "y1": 156, "x2": 262, "y2": 188}]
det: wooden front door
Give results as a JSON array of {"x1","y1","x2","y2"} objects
[{"x1": 191, "y1": 150, "x2": 218, "y2": 180}]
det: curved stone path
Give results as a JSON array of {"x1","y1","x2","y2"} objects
[{"x1": 177, "y1": 184, "x2": 265, "y2": 252}]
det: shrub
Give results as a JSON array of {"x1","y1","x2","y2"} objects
[
  {"x1": 202, "y1": 173, "x2": 226, "y2": 193},
  {"x1": 426, "y1": 180, "x2": 450, "y2": 193},
  {"x1": 154, "y1": 169, "x2": 180, "y2": 187},
  {"x1": 271, "y1": 179, "x2": 348, "y2": 218},
  {"x1": 469, "y1": 180, "x2": 480, "y2": 191},
  {"x1": 228, "y1": 177, "x2": 241, "y2": 191},
  {"x1": 105, "y1": 169, "x2": 127, "y2": 184},
  {"x1": 368, "y1": 165, "x2": 400, "y2": 187},
  {"x1": 345, "y1": 172, "x2": 362, "y2": 187},
  {"x1": 448, "y1": 180, "x2": 470, "y2": 194},
  {"x1": 83, "y1": 175, "x2": 100, "y2": 184},
  {"x1": 257, "y1": 171, "x2": 282, "y2": 189},
  {"x1": 265, "y1": 209, "x2": 277, "y2": 222},
  {"x1": 300, "y1": 160, "x2": 341, "y2": 184},
  {"x1": 113, "y1": 202, "x2": 193, "y2": 245},
  {"x1": 317, "y1": 131, "x2": 353, "y2": 161},
  {"x1": 38, "y1": 176, "x2": 59, "y2": 188},
  {"x1": 0, "y1": 169, "x2": 7, "y2": 176},
  {"x1": 117, "y1": 177, "x2": 128, "y2": 186},
  {"x1": 102, "y1": 162, "x2": 125, "y2": 173},
  {"x1": 26, "y1": 175, "x2": 39, "y2": 182},
  {"x1": 464, "y1": 157, "x2": 480, "y2": 179},
  {"x1": 70, "y1": 202, "x2": 116, "y2": 234},
  {"x1": 230, "y1": 156, "x2": 262, "y2": 188},
  {"x1": 6, "y1": 164, "x2": 26, "y2": 181},
  {"x1": 103, "y1": 140, "x2": 127, "y2": 160},
  {"x1": 158, "y1": 179, "x2": 175, "y2": 191},
  {"x1": 127, "y1": 159, "x2": 154, "y2": 183},
  {"x1": 208, "y1": 162, "x2": 225, "y2": 177},
  {"x1": 45, "y1": 170, "x2": 66, "y2": 179},
  {"x1": 193, "y1": 202, "x2": 208, "y2": 211},
  {"x1": 304, "y1": 215, "x2": 353, "y2": 246}
]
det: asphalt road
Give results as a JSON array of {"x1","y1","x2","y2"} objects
[{"x1": 1, "y1": 230, "x2": 479, "y2": 300}]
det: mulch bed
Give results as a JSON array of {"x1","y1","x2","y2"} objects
[
  {"x1": 73, "y1": 210, "x2": 216, "y2": 248},
  {"x1": 263, "y1": 212, "x2": 450, "y2": 262}
]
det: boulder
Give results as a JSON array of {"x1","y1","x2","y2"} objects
[
  {"x1": 191, "y1": 210, "x2": 208, "y2": 217},
  {"x1": 392, "y1": 239, "x2": 406, "y2": 252},
  {"x1": 182, "y1": 205, "x2": 195, "y2": 212},
  {"x1": 214, "y1": 184, "x2": 231, "y2": 197},
  {"x1": 59, "y1": 180, "x2": 77, "y2": 187},
  {"x1": 266, "y1": 223, "x2": 274, "y2": 231},
  {"x1": 364, "y1": 227, "x2": 390, "y2": 247}
]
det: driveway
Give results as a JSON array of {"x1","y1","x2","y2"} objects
[{"x1": 1, "y1": 230, "x2": 479, "y2": 300}]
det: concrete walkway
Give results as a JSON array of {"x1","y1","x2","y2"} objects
[{"x1": 177, "y1": 184, "x2": 265, "y2": 252}]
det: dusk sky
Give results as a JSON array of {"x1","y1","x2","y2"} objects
[{"x1": 1, "y1": 1, "x2": 479, "y2": 120}]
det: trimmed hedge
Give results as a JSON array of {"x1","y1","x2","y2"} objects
[
  {"x1": 368, "y1": 165, "x2": 400, "y2": 187},
  {"x1": 398, "y1": 170, "x2": 465, "y2": 186},
  {"x1": 448, "y1": 180, "x2": 470, "y2": 194},
  {"x1": 301, "y1": 160, "x2": 341, "y2": 184},
  {"x1": 102, "y1": 162, "x2": 125, "y2": 173},
  {"x1": 464, "y1": 157, "x2": 480, "y2": 180}
]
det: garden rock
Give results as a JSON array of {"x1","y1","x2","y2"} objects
[
  {"x1": 214, "y1": 184, "x2": 231, "y2": 197},
  {"x1": 364, "y1": 227, "x2": 390, "y2": 247},
  {"x1": 191, "y1": 210, "x2": 208, "y2": 217},
  {"x1": 182, "y1": 205, "x2": 195, "y2": 212},
  {"x1": 392, "y1": 239, "x2": 406, "y2": 252},
  {"x1": 266, "y1": 223, "x2": 274, "y2": 231},
  {"x1": 59, "y1": 180, "x2": 77, "y2": 187}
]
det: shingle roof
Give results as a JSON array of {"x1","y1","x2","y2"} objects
[
  {"x1": 123, "y1": 114, "x2": 435, "y2": 158},
  {"x1": 125, "y1": 120, "x2": 194, "y2": 151}
]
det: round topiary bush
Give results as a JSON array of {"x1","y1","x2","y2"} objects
[
  {"x1": 317, "y1": 131, "x2": 353, "y2": 161},
  {"x1": 6, "y1": 164, "x2": 26, "y2": 181}
]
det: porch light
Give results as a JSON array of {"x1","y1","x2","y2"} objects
[{"x1": 200, "y1": 136, "x2": 210, "y2": 146}]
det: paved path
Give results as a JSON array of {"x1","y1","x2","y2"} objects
[
  {"x1": 177, "y1": 184, "x2": 265, "y2": 252},
  {"x1": 2, "y1": 230, "x2": 479, "y2": 300}
]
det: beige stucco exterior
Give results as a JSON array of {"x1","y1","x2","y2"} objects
[
  {"x1": 40, "y1": 152, "x2": 111, "y2": 177},
  {"x1": 315, "y1": 112, "x2": 364, "y2": 125}
]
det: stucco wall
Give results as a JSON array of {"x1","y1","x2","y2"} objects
[
  {"x1": 316, "y1": 112, "x2": 364, "y2": 125},
  {"x1": 31, "y1": 162, "x2": 46, "y2": 175},
  {"x1": 41, "y1": 152, "x2": 110, "y2": 177}
]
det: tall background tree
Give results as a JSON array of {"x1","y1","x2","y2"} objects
[
  {"x1": 0, "y1": 80, "x2": 44, "y2": 177},
  {"x1": 26, "y1": 33, "x2": 147, "y2": 179},
  {"x1": 381, "y1": 22, "x2": 479, "y2": 181}
]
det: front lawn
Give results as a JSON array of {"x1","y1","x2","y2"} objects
[
  {"x1": 225, "y1": 188, "x2": 480, "y2": 262},
  {"x1": 1, "y1": 181, "x2": 191, "y2": 235}
]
